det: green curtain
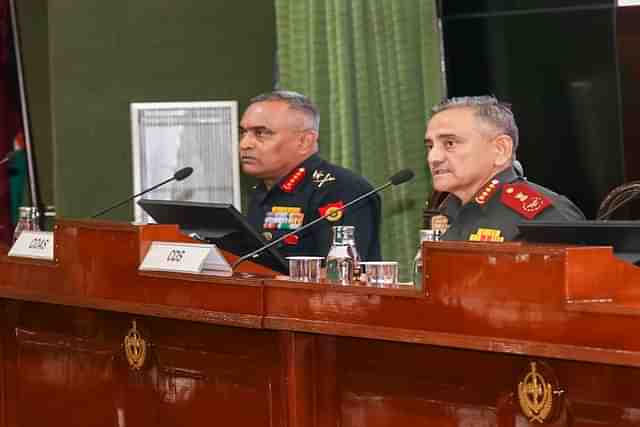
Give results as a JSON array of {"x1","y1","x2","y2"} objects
[{"x1": 275, "y1": 0, "x2": 444, "y2": 280}]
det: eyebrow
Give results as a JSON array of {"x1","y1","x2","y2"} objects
[
  {"x1": 239, "y1": 125, "x2": 271, "y2": 132},
  {"x1": 424, "y1": 133, "x2": 459, "y2": 143}
]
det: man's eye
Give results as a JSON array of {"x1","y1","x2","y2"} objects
[
  {"x1": 444, "y1": 140, "x2": 456, "y2": 148},
  {"x1": 239, "y1": 128, "x2": 247, "y2": 137},
  {"x1": 256, "y1": 129, "x2": 274, "y2": 138}
]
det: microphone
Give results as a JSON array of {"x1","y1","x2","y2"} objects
[
  {"x1": 389, "y1": 169, "x2": 414, "y2": 186},
  {"x1": 0, "y1": 151, "x2": 17, "y2": 166},
  {"x1": 91, "y1": 166, "x2": 194, "y2": 218},
  {"x1": 231, "y1": 168, "x2": 415, "y2": 271},
  {"x1": 174, "y1": 167, "x2": 193, "y2": 181}
]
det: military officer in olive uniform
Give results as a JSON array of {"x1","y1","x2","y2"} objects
[
  {"x1": 240, "y1": 90, "x2": 381, "y2": 260},
  {"x1": 424, "y1": 96, "x2": 584, "y2": 241}
]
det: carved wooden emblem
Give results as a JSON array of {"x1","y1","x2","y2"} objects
[
  {"x1": 124, "y1": 320, "x2": 147, "y2": 370},
  {"x1": 517, "y1": 361, "x2": 562, "y2": 423}
]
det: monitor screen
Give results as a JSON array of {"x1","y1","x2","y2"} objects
[
  {"x1": 138, "y1": 199, "x2": 288, "y2": 274},
  {"x1": 519, "y1": 221, "x2": 640, "y2": 264}
]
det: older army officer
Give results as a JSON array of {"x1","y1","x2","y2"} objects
[
  {"x1": 424, "y1": 96, "x2": 584, "y2": 241},
  {"x1": 240, "y1": 90, "x2": 381, "y2": 260}
]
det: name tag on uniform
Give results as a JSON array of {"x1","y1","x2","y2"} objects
[
  {"x1": 139, "y1": 241, "x2": 232, "y2": 276},
  {"x1": 9, "y1": 231, "x2": 55, "y2": 260}
]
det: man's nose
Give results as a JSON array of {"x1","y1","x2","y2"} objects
[
  {"x1": 427, "y1": 144, "x2": 443, "y2": 166},
  {"x1": 239, "y1": 133, "x2": 254, "y2": 150}
]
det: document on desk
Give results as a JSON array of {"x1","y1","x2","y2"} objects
[{"x1": 139, "y1": 241, "x2": 232, "y2": 276}]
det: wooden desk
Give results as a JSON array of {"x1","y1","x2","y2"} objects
[{"x1": 0, "y1": 220, "x2": 638, "y2": 426}]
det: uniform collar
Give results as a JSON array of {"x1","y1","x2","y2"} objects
[
  {"x1": 494, "y1": 166, "x2": 519, "y2": 184},
  {"x1": 441, "y1": 166, "x2": 519, "y2": 214},
  {"x1": 257, "y1": 153, "x2": 323, "y2": 195}
]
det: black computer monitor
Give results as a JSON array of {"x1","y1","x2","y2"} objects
[
  {"x1": 138, "y1": 199, "x2": 288, "y2": 274},
  {"x1": 519, "y1": 221, "x2": 640, "y2": 264}
]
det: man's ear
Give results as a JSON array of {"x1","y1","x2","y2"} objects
[
  {"x1": 299, "y1": 129, "x2": 319, "y2": 152},
  {"x1": 493, "y1": 134, "x2": 514, "y2": 167}
]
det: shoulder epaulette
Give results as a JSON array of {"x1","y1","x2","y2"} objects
[{"x1": 500, "y1": 183, "x2": 552, "y2": 219}]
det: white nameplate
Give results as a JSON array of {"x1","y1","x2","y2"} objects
[
  {"x1": 139, "y1": 241, "x2": 232, "y2": 276},
  {"x1": 8, "y1": 231, "x2": 55, "y2": 260}
]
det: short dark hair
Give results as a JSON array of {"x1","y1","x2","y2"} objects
[
  {"x1": 249, "y1": 90, "x2": 320, "y2": 131},
  {"x1": 431, "y1": 95, "x2": 519, "y2": 152}
]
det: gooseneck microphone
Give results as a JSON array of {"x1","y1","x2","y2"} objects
[
  {"x1": 0, "y1": 151, "x2": 17, "y2": 166},
  {"x1": 231, "y1": 168, "x2": 415, "y2": 271},
  {"x1": 91, "y1": 166, "x2": 194, "y2": 219}
]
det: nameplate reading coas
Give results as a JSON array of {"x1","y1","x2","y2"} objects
[
  {"x1": 139, "y1": 241, "x2": 232, "y2": 276},
  {"x1": 8, "y1": 231, "x2": 55, "y2": 260}
]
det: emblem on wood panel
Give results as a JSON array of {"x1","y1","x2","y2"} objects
[
  {"x1": 124, "y1": 320, "x2": 147, "y2": 370},
  {"x1": 517, "y1": 361, "x2": 564, "y2": 424}
]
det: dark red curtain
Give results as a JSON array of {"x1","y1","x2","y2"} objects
[{"x1": 0, "y1": 0, "x2": 19, "y2": 243}]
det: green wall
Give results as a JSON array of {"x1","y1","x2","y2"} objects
[{"x1": 18, "y1": 1, "x2": 275, "y2": 221}]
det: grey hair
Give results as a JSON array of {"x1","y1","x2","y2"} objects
[
  {"x1": 431, "y1": 95, "x2": 519, "y2": 153},
  {"x1": 249, "y1": 90, "x2": 320, "y2": 132}
]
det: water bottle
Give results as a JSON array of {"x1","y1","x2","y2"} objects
[
  {"x1": 13, "y1": 206, "x2": 40, "y2": 242},
  {"x1": 326, "y1": 225, "x2": 360, "y2": 284},
  {"x1": 412, "y1": 229, "x2": 442, "y2": 289}
]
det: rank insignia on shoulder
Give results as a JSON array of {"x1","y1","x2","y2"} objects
[
  {"x1": 280, "y1": 168, "x2": 306, "y2": 192},
  {"x1": 469, "y1": 228, "x2": 504, "y2": 242},
  {"x1": 474, "y1": 179, "x2": 500, "y2": 205},
  {"x1": 312, "y1": 169, "x2": 336, "y2": 188},
  {"x1": 501, "y1": 183, "x2": 552, "y2": 219},
  {"x1": 319, "y1": 201, "x2": 345, "y2": 222}
]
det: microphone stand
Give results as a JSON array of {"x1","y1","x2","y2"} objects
[
  {"x1": 91, "y1": 176, "x2": 178, "y2": 219},
  {"x1": 231, "y1": 180, "x2": 394, "y2": 271},
  {"x1": 0, "y1": 153, "x2": 13, "y2": 166}
]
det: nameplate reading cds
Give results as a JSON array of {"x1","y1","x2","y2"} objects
[{"x1": 139, "y1": 241, "x2": 232, "y2": 276}]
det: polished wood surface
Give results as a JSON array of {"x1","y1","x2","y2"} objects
[{"x1": 0, "y1": 220, "x2": 639, "y2": 426}]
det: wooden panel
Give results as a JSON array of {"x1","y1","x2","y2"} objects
[
  {"x1": 334, "y1": 337, "x2": 640, "y2": 426},
  {"x1": 1, "y1": 301, "x2": 287, "y2": 427},
  {"x1": 150, "y1": 320, "x2": 285, "y2": 427},
  {"x1": 2, "y1": 221, "x2": 640, "y2": 425}
]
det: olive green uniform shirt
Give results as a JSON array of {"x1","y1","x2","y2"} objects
[{"x1": 439, "y1": 167, "x2": 585, "y2": 242}]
